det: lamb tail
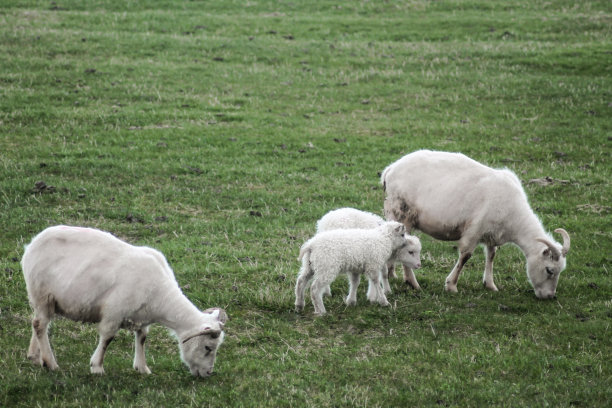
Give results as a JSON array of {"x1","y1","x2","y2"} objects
[{"x1": 298, "y1": 244, "x2": 309, "y2": 262}]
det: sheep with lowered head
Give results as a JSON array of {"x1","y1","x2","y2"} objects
[
  {"x1": 21, "y1": 225, "x2": 227, "y2": 376},
  {"x1": 381, "y1": 150, "x2": 571, "y2": 299},
  {"x1": 316, "y1": 207, "x2": 422, "y2": 292},
  {"x1": 295, "y1": 221, "x2": 406, "y2": 315}
]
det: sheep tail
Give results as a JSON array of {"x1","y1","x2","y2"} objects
[
  {"x1": 380, "y1": 163, "x2": 393, "y2": 191},
  {"x1": 297, "y1": 242, "x2": 311, "y2": 262}
]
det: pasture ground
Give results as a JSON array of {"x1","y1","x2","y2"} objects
[{"x1": 0, "y1": 1, "x2": 610, "y2": 406}]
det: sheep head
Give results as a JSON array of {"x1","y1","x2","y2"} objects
[
  {"x1": 395, "y1": 235, "x2": 422, "y2": 270},
  {"x1": 527, "y1": 229, "x2": 570, "y2": 299},
  {"x1": 179, "y1": 308, "x2": 227, "y2": 377}
]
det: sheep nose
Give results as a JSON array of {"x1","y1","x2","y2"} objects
[
  {"x1": 416, "y1": 263, "x2": 421, "y2": 269},
  {"x1": 537, "y1": 291, "x2": 556, "y2": 300}
]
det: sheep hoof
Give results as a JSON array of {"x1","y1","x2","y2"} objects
[
  {"x1": 345, "y1": 298, "x2": 357, "y2": 306},
  {"x1": 379, "y1": 300, "x2": 391, "y2": 307},
  {"x1": 404, "y1": 280, "x2": 421, "y2": 290},
  {"x1": 27, "y1": 353, "x2": 40, "y2": 364},
  {"x1": 42, "y1": 359, "x2": 59, "y2": 370},
  {"x1": 444, "y1": 283, "x2": 458, "y2": 293},
  {"x1": 295, "y1": 305, "x2": 304, "y2": 313},
  {"x1": 134, "y1": 365, "x2": 152, "y2": 375},
  {"x1": 484, "y1": 282, "x2": 499, "y2": 292},
  {"x1": 90, "y1": 366, "x2": 105, "y2": 375}
]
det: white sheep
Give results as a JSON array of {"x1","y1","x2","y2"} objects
[
  {"x1": 21, "y1": 225, "x2": 227, "y2": 376},
  {"x1": 316, "y1": 207, "x2": 422, "y2": 293},
  {"x1": 295, "y1": 221, "x2": 406, "y2": 315},
  {"x1": 381, "y1": 150, "x2": 571, "y2": 299}
]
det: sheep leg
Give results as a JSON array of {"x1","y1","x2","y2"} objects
[
  {"x1": 27, "y1": 326, "x2": 40, "y2": 363},
  {"x1": 387, "y1": 262, "x2": 397, "y2": 279},
  {"x1": 402, "y1": 264, "x2": 421, "y2": 290},
  {"x1": 295, "y1": 260, "x2": 314, "y2": 312},
  {"x1": 381, "y1": 265, "x2": 392, "y2": 294},
  {"x1": 31, "y1": 314, "x2": 59, "y2": 370},
  {"x1": 382, "y1": 205, "x2": 412, "y2": 282},
  {"x1": 445, "y1": 250, "x2": 473, "y2": 293},
  {"x1": 365, "y1": 274, "x2": 376, "y2": 302},
  {"x1": 31, "y1": 297, "x2": 59, "y2": 370},
  {"x1": 133, "y1": 326, "x2": 152, "y2": 374},
  {"x1": 346, "y1": 272, "x2": 361, "y2": 306},
  {"x1": 366, "y1": 267, "x2": 390, "y2": 306},
  {"x1": 90, "y1": 321, "x2": 119, "y2": 374},
  {"x1": 310, "y1": 278, "x2": 330, "y2": 316},
  {"x1": 483, "y1": 246, "x2": 499, "y2": 291}
]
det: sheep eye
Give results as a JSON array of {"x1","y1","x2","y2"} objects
[
  {"x1": 545, "y1": 267, "x2": 554, "y2": 277},
  {"x1": 205, "y1": 346, "x2": 212, "y2": 356},
  {"x1": 408, "y1": 251, "x2": 414, "y2": 255}
]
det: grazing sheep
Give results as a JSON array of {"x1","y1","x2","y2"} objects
[
  {"x1": 21, "y1": 225, "x2": 227, "y2": 376},
  {"x1": 381, "y1": 150, "x2": 571, "y2": 299},
  {"x1": 316, "y1": 207, "x2": 422, "y2": 292},
  {"x1": 295, "y1": 221, "x2": 406, "y2": 316}
]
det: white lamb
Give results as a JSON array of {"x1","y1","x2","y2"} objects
[
  {"x1": 381, "y1": 150, "x2": 571, "y2": 299},
  {"x1": 316, "y1": 207, "x2": 422, "y2": 293},
  {"x1": 295, "y1": 221, "x2": 406, "y2": 316},
  {"x1": 21, "y1": 225, "x2": 226, "y2": 377}
]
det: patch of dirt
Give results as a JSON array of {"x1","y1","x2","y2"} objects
[
  {"x1": 498, "y1": 304, "x2": 510, "y2": 312},
  {"x1": 125, "y1": 214, "x2": 144, "y2": 223},
  {"x1": 528, "y1": 176, "x2": 569, "y2": 186},
  {"x1": 31, "y1": 180, "x2": 56, "y2": 194},
  {"x1": 576, "y1": 204, "x2": 610, "y2": 214}
]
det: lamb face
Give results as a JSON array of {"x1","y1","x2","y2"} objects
[{"x1": 395, "y1": 236, "x2": 422, "y2": 270}]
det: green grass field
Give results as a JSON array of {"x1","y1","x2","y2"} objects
[{"x1": 1, "y1": 0, "x2": 610, "y2": 406}]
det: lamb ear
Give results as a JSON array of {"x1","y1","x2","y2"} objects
[
  {"x1": 204, "y1": 307, "x2": 228, "y2": 324},
  {"x1": 536, "y1": 238, "x2": 561, "y2": 260},
  {"x1": 554, "y1": 228, "x2": 570, "y2": 256}
]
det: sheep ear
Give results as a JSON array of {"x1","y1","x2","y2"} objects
[
  {"x1": 204, "y1": 307, "x2": 228, "y2": 324},
  {"x1": 536, "y1": 238, "x2": 561, "y2": 260},
  {"x1": 202, "y1": 328, "x2": 222, "y2": 339}
]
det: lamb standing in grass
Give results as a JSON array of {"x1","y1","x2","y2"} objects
[
  {"x1": 21, "y1": 225, "x2": 227, "y2": 377},
  {"x1": 316, "y1": 207, "x2": 422, "y2": 293},
  {"x1": 295, "y1": 221, "x2": 406, "y2": 316}
]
